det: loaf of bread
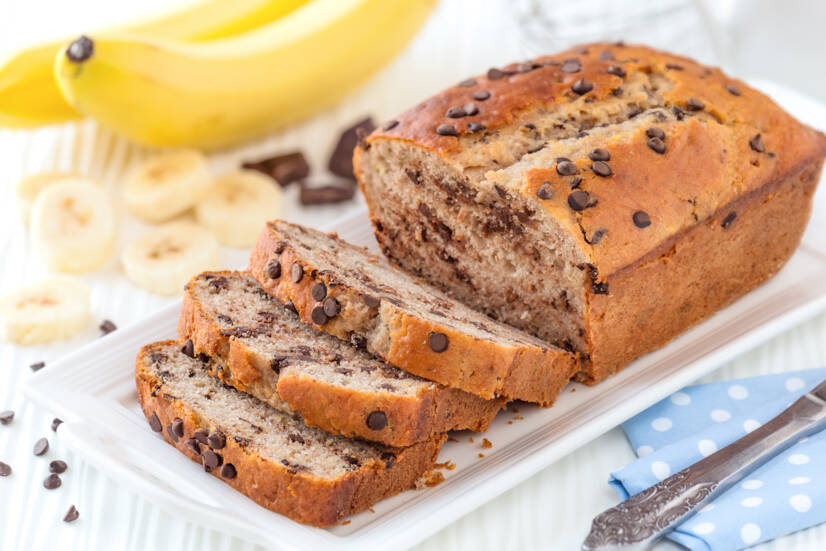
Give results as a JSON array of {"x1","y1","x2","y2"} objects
[
  {"x1": 355, "y1": 42, "x2": 826, "y2": 383},
  {"x1": 249, "y1": 220, "x2": 578, "y2": 404},
  {"x1": 178, "y1": 271, "x2": 504, "y2": 446},
  {"x1": 136, "y1": 340, "x2": 445, "y2": 527}
]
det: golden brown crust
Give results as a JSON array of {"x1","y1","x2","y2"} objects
[
  {"x1": 178, "y1": 272, "x2": 504, "y2": 446},
  {"x1": 135, "y1": 341, "x2": 445, "y2": 527},
  {"x1": 249, "y1": 224, "x2": 577, "y2": 404}
]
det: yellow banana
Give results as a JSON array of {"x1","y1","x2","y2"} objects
[
  {"x1": 54, "y1": 0, "x2": 436, "y2": 150},
  {"x1": 0, "y1": 0, "x2": 310, "y2": 127}
]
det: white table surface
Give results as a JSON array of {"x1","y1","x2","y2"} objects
[{"x1": 1, "y1": 1, "x2": 826, "y2": 549}]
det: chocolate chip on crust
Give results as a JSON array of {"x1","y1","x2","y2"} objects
[
  {"x1": 686, "y1": 97, "x2": 705, "y2": 111},
  {"x1": 721, "y1": 212, "x2": 737, "y2": 229},
  {"x1": 436, "y1": 123, "x2": 459, "y2": 137},
  {"x1": 633, "y1": 211, "x2": 652, "y2": 228},
  {"x1": 207, "y1": 430, "x2": 226, "y2": 450},
  {"x1": 185, "y1": 438, "x2": 201, "y2": 456},
  {"x1": 647, "y1": 137, "x2": 666, "y2": 154},
  {"x1": 290, "y1": 263, "x2": 304, "y2": 283},
  {"x1": 572, "y1": 78, "x2": 593, "y2": 95},
  {"x1": 606, "y1": 65, "x2": 626, "y2": 78},
  {"x1": 311, "y1": 282, "x2": 327, "y2": 301},
  {"x1": 149, "y1": 413, "x2": 162, "y2": 432},
  {"x1": 220, "y1": 463, "x2": 237, "y2": 479},
  {"x1": 311, "y1": 305, "x2": 329, "y2": 325},
  {"x1": 181, "y1": 339, "x2": 195, "y2": 358},
  {"x1": 749, "y1": 134, "x2": 765, "y2": 153},
  {"x1": 462, "y1": 102, "x2": 478, "y2": 116},
  {"x1": 194, "y1": 429, "x2": 209, "y2": 445},
  {"x1": 556, "y1": 160, "x2": 578, "y2": 176},
  {"x1": 646, "y1": 127, "x2": 665, "y2": 140},
  {"x1": 598, "y1": 50, "x2": 615, "y2": 61},
  {"x1": 468, "y1": 122, "x2": 486, "y2": 133},
  {"x1": 458, "y1": 78, "x2": 477, "y2": 87},
  {"x1": 446, "y1": 106, "x2": 465, "y2": 118},
  {"x1": 472, "y1": 90, "x2": 491, "y2": 101},
  {"x1": 362, "y1": 294, "x2": 380, "y2": 308},
  {"x1": 726, "y1": 84, "x2": 741, "y2": 96},
  {"x1": 366, "y1": 411, "x2": 388, "y2": 430},
  {"x1": 568, "y1": 190, "x2": 595, "y2": 211},
  {"x1": 486, "y1": 68, "x2": 508, "y2": 80},
  {"x1": 587, "y1": 228, "x2": 607, "y2": 245},
  {"x1": 536, "y1": 182, "x2": 554, "y2": 200},
  {"x1": 588, "y1": 148, "x2": 610, "y2": 162},
  {"x1": 266, "y1": 261, "x2": 281, "y2": 279},
  {"x1": 171, "y1": 418, "x2": 184, "y2": 439},
  {"x1": 591, "y1": 161, "x2": 612, "y2": 177},
  {"x1": 323, "y1": 297, "x2": 341, "y2": 318},
  {"x1": 428, "y1": 332, "x2": 449, "y2": 352},
  {"x1": 202, "y1": 449, "x2": 222, "y2": 470},
  {"x1": 561, "y1": 58, "x2": 581, "y2": 73}
]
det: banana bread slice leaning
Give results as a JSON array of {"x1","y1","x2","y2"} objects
[
  {"x1": 136, "y1": 340, "x2": 445, "y2": 527},
  {"x1": 249, "y1": 220, "x2": 578, "y2": 405},
  {"x1": 179, "y1": 271, "x2": 504, "y2": 447}
]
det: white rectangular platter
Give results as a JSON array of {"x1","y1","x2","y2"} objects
[{"x1": 21, "y1": 81, "x2": 826, "y2": 551}]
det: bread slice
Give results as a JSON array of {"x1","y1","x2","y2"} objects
[
  {"x1": 136, "y1": 340, "x2": 445, "y2": 527},
  {"x1": 249, "y1": 220, "x2": 578, "y2": 405},
  {"x1": 178, "y1": 271, "x2": 504, "y2": 447}
]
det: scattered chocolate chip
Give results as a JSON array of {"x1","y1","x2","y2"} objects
[
  {"x1": 181, "y1": 339, "x2": 195, "y2": 358},
  {"x1": 536, "y1": 182, "x2": 554, "y2": 200},
  {"x1": 242, "y1": 151, "x2": 310, "y2": 187},
  {"x1": 171, "y1": 418, "x2": 184, "y2": 439},
  {"x1": 592, "y1": 161, "x2": 612, "y2": 177},
  {"x1": 49, "y1": 460, "x2": 68, "y2": 474},
  {"x1": 646, "y1": 127, "x2": 665, "y2": 140},
  {"x1": 33, "y1": 438, "x2": 49, "y2": 456},
  {"x1": 266, "y1": 261, "x2": 281, "y2": 279},
  {"x1": 148, "y1": 414, "x2": 162, "y2": 433},
  {"x1": 556, "y1": 160, "x2": 578, "y2": 176},
  {"x1": 274, "y1": 241, "x2": 287, "y2": 254},
  {"x1": 43, "y1": 473, "x2": 61, "y2": 489},
  {"x1": 671, "y1": 106, "x2": 686, "y2": 120},
  {"x1": 598, "y1": 50, "x2": 615, "y2": 61},
  {"x1": 284, "y1": 301, "x2": 298, "y2": 315},
  {"x1": 592, "y1": 282, "x2": 610, "y2": 294},
  {"x1": 665, "y1": 63, "x2": 684, "y2": 71},
  {"x1": 486, "y1": 68, "x2": 507, "y2": 80},
  {"x1": 362, "y1": 294, "x2": 380, "y2": 308},
  {"x1": 366, "y1": 411, "x2": 388, "y2": 430},
  {"x1": 686, "y1": 97, "x2": 705, "y2": 111},
  {"x1": 29, "y1": 361, "x2": 45, "y2": 372},
  {"x1": 588, "y1": 228, "x2": 607, "y2": 244},
  {"x1": 722, "y1": 212, "x2": 737, "y2": 229},
  {"x1": 311, "y1": 305, "x2": 329, "y2": 325},
  {"x1": 463, "y1": 102, "x2": 478, "y2": 116},
  {"x1": 726, "y1": 84, "x2": 741, "y2": 96},
  {"x1": 472, "y1": 90, "x2": 491, "y2": 101},
  {"x1": 749, "y1": 134, "x2": 765, "y2": 153},
  {"x1": 194, "y1": 429, "x2": 209, "y2": 445},
  {"x1": 571, "y1": 78, "x2": 593, "y2": 95},
  {"x1": 382, "y1": 120, "x2": 399, "y2": 131},
  {"x1": 561, "y1": 58, "x2": 581, "y2": 73},
  {"x1": 468, "y1": 122, "x2": 486, "y2": 132},
  {"x1": 0, "y1": 410, "x2": 13, "y2": 425},
  {"x1": 311, "y1": 282, "x2": 327, "y2": 301},
  {"x1": 633, "y1": 211, "x2": 651, "y2": 228},
  {"x1": 428, "y1": 332, "x2": 449, "y2": 353},
  {"x1": 99, "y1": 319, "x2": 117, "y2": 335},
  {"x1": 207, "y1": 430, "x2": 226, "y2": 450},
  {"x1": 290, "y1": 263, "x2": 303, "y2": 283},
  {"x1": 588, "y1": 148, "x2": 610, "y2": 162},
  {"x1": 436, "y1": 123, "x2": 459, "y2": 136},
  {"x1": 66, "y1": 36, "x2": 94, "y2": 63},
  {"x1": 202, "y1": 449, "x2": 222, "y2": 470},
  {"x1": 0, "y1": 462, "x2": 11, "y2": 477},
  {"x1": 185, "y1": 438, "x2": 201, "y2": 456},
  {"x1": 63, "y1": 505, "x2": 79, "y2": 523},
  {"x1": 51, "y1": 418, "x2": 63, "y2": 432},
  {"x1": 323, "y1": 297, "x2": 341, "y2": 317},
  {"x1": 647, "y1": 137, "x2": 666, "y2": 154},
  {"x1": 606, "y1": 65, "x2": 626, "y2": 78},
  {"x1": 568, "y1": 190, "x2": 595, "y2": 211},
  {"x1": 329, "y1": 117, "x2": 375, "y2": 179},
  {"x1": 220, "y1": 463, "x2": 237, "y2": 479},
  {"x1": 299, "y1": 183, "x2": 356, "y2": 205},
  {"x1": 570, "y1": 176, "x2": 583, "y2": 189},
  {"x1": 446, "y1": 106, "x2": 465, "y2": 118},
  {"x1": 458, "y1": 78, "x2": 477, "y2": 87}
]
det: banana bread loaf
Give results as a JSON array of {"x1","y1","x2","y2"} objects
[
  {"x1": 179, "y1": 271, "x2": 504, "y2": 446},
  {"x1": 136, "y1": 340, "x2": 445, "y2": 527},
  {"x1": 354, "y1": 42, "x2": 826, "y2": 383}
]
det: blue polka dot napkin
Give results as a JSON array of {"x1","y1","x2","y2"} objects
[{"x1": 609, "y1": 368, "x2": 826, "y2": 550}]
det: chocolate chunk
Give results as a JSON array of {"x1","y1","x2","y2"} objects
[
  {"x1": 323, "y1": 297, "x2": 341, "y2": 317},
  {"x1": 49, "y1": 460, "x2": 68, "y2": 474},
  {"x1": 686, "y1": 97, "x2": 705, "y2": 111},
  {"x1": 606, "y1": 65, "x2": 626, "y2": 78},
  {"x1": 446, "y1": 106, "x2": 465, "y2": 118},
  {"x1": 468, "y1": 122, "x2": 486, "y2": 132},
  {"x1": 362, "y1": 294, "x2": 380, "y2": 308},
  {"x1": 185, "y1": 438, "x2": 201, "y2": 456},
  {"x1": 171, "y1": 418, "x2": 184, "y2": 439},
  {"x1": 486, "y1": 68, "x2": 507, "y2": 80},
  {"x1": 647, "y1": 137, "x2": 666, "y2": 154},
  {"x1": 458, "y1": 78, "x2": 477, "y2": 87},
  {"x1": 30, "y1": 361, "x2": 45, "y2": 372},
  {"x1": 646, "y1": 127, "x2": 665, "y2": 140},
  {"x1": 588, "y1": 148, "x2": 610, "y2": 162},
  {"x1": 588, "y1": 228, "x2": 607, "y2": 244},
  {"x1": 33, "y1": 437, "x2": 49, "y2": 456},
  {"x1": 329, "y1": 117, "x2": 375, "y2": 179},
  {"x1": 366, "y1": 411, "x2": 388, "y2": 430},
  {"x1": 0, "y1": 410, "x2": 13, "y2": 425},
  {"x1": 284, "y1": 301, "x2": 298, "y2": 315},
  {"x1": 51, "y1": 418, "x2": 63, "y2": 432},
  {"x1": 220, "y1": 463, "x2": 237, "y2": 479},
  {"x1": 592, "y1": 282, "x2": 609, "y2": 294},
  {"x1": 311, "y1": 282, "x2": 327, "y2": 301},
  {"x1": 463, "y1": 102, "x2": 478, "y2": 116},
  {"x1": 0, "y1": 462, "x2": 11, "y2": 477},
  {"x1": 242, "y1": 151, "x2": 309, "y2": 187},
  {"x1": 428, "y1": 332, "x2": 449, "y2": 353},
  {"x1": 99, "y1": 319, "x2": 117, "y2": 335},
  {"x1": 181, "y1": 339, "x2": 195, "y2": 358},
  {"x1": 633, "y1": 211, "x2": 651, "y2": 228},
  {"x1": 726, "y1": 84, "x2": 741, "y2": 96},
  {"x1": 266, "y1": 261, "x2": 281, "y2": 279},
  {"x1": 561, "y1": 58, "x2": 581, "y2": 73},
  {"x1": 207, "y1": 430, "x2": 226, "y2": 450},
  {"x1": 568, "y1": 190, "x2": 595, "y2": 211},
  {"x1": 536, "y1": 182, "x2": 554, "y2": 200},
  {"x1": 290, "y1": 263, "x2": 303, "y2": 283},
  {"x1": 382, "y1": 120, "x2": 399, "y2": 131},
  {"x1": 43, "y1": 473, "x2": 61, "y2": 489},
  {"x1": 299, "y1": 183, "x2": 356, "y2": 206},
  {"x1": 472, "y1": 90, "x2": 491, "y2": 101},
  {"x1": 556, "y1": 160, "x2": 578, "y2": 176},
  {"x1": 148, "y1": 413, "x2": 162, "y2": 432},
  {"x1": 436, "y1": 123, "x2": 459, "y2": 137},
  {"x1": 572, "y1": 78, "x2": 593, "y2": 95},
  {"x1": 722, "y1": 212, "x2": 737, "y2": 229},
  {"x1": 311, "y1": 305, "x2": 329, "y2": 325},
  {"x1": 598, "y1": 50, "x2": 615, "y2": 61},
  {"x1": 63, "y1": 505, "x2": 79, "y2": 523},
  {"x1": 194, "y1": 429, "x2": 209, "y2": 445},
  {"x1": 749, "y1": 134, "x2": 765, "y2": 153},
  {"x1": 592, "y1": 161, "x2": 612, "y2": 177},
  {"x1": 202, "y1": 449, "x2": 222, "y2": 470}
]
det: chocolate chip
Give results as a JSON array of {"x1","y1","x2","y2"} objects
[
  {"x1": 171, "y1": 418, "x2": 184, "y2": 438},
  {"x1": 665, "y1": 63, "x2": 684, "y2": 71},
  {"x1": 185, "y1": 438, "x2": 201, "y2": 456},
  {"x1": 266, "y1": 261, "x2": 281, "y2": 279},
  {"x1": 568, "y1": 190, "x2": 595, "y2": 211},
  {"x1": 202, "y1": 449, "x2": 222, "y2": 470},
  {"x1": 0, "y1": 410, "x2": 13, "y2": 425},
  {"x1": 458, "y1": 78, "x2": 477, "y2": 87},
  {"x1": 63, "y1": 505, "x2": 79, "y2": 523},
  {"x1": 0, "y1": 462, "x2": 11, "y2": 477},
  {"x1": 561, "y1": 58, "x2": 581, "y2": 73},
  {"x1": 381, "y1": 451, "x2": 396, "y2": 468},
  {"x1": 311, "y1": 282, "x2": 327, "y2": 301},
  {"x1": 749, "y1": 134, "x2": 765, "y2": 153},
  {"x1": 284, "y1": 301, "x2": 298, "y2": 314},
  {"x1": 647, "y1": 137, "x2": 666, "y2": 154},
  {"x1": 428, "y1": 332, "x2": 449, "y2": 352},
  {"x1": 588, "y1": 148, "x2": 610, "y2": 162},
  {"x1": 49, "y1": 460, "x2": 68, "y2": 474},
  {"x1": 606, "y1": 65, "x2": 626, "y2": 78},
  {"x1": 436, "y1": 123, "x2": 458, "y2": 136},
  {"x1": 592, "y1": 282, "x2": 610, "y2": 294},
  {"x1": 472, "y1": 90, "x2": 491, "y2": 101},
  {"x1": 43, "y1": 473, "x2": 61, "y2": 489},
  {"x1": 726, "y1": 84, "x2": 741, "y2": 96},
  {"x1": 181, "y1": 339, "x2": 195, "y2": 358},
  {"x1": 463, "y1": 102, "x2": 478, "y2": 116},
  {"x1": 598, "y1": 50, "x2": 615, "y2": 61},
  {"x1": 220, "y1": 463, "x2": 237, "y2": 479},
  {"x1": 329, "y1": 117, "x2": 375, "y2": 179},
  {"x1": 350, "y1": 334, "x2": 367, "y2": 350},
  {"x1": 536, "y1": 182, "x2": 554, "y2": 200},
  {"x1": 51, "y1": 418, "x2": 63, "y2": 432},
  {"x1": 570, "y1": 177, "x2": 583, "y2": 189},
  {"x1": 362, "y1": 294, "x2": 380, "y2": 308},
  {"x1": 207, "y1": 430, "x2": 226, "y2": 450},
  {"x1": 323, "y1": 297, "x2": 341, "y2": 317},
  {"x1": 290, "y1": 263, "x2": 303, "y2": 283},
  {"x1": 299, "y1": 183, "x2": 356, "y2": 205},
  {"x1": 366, "y1": 411, "x2": 387, "y2": 430},
  {"x1": 671, "y1": 106, "x2": 686, "y2": 120},
  {"x1": 722, "y1": 212, "x2": 737, "y2": 229},
  {"x1": 486, "y1": 68, "x2": 507, "y2": 80},
  {"x1": 571, "y1": 78, "x2": 593, "y2": 95},
  {"x1": 446, "y1": 106, "x2": 465, "y2": 118},
  {"x1": 274, "y1": 241, "x2": 287, "y2": 254},
  {"x1": 194, "y1": 429, "x2": 209, "y2": 445},
  {"x1": 382, "y1": 120, "x2": 399, "y2": 131},
  {"x1": 646, "y1": 127, "x2": 665, "y2": 140},
  {"x1": 468, "y1": 122, "x2": 486, "y2": 132},
  {"x1": 33, "y1": 438, "x2": 49, "y2": 456},
  {"x1": 242, "y1": 151, "x2": 310, "y2": 187},
  {"x1": 148, "y1": 413, "x2": 162, "y2": 432},
  {"x1": 311, "y1": 305, "x2": 329, "y2": 325},
  {"x1": 592, "y1": 161, "x2": 612, "y2": 177},
  {"x1": 66, "y1": 36, "x2": 94, "y2": 63},
  {"x1": 633, "y1": 211, "x2": 651, "y2": 228},
  {"x1": 556, "y1": 160, "x2": 578, "y2": 176},
  {"x1": 588, "y1": 228, "x2": 607, "y2": 244},
  {"x1": 686, "y1": 97, "x2": 705, "y2": 111},
  {"x1": 99, "y1": 319, "x2": 117, "y2": 335},
  {"x1": 29, "y1": 361, "x2": 45, "y2": 372}
]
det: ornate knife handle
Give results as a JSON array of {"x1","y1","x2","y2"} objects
[{"x1": 582, "y1": 380, "x2": 826, "y2": 550}]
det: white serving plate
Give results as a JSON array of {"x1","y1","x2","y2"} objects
[{"x1": 21, "y1": 82, "x2": 826, "y2": 551}]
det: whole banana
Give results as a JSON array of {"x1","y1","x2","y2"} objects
[{"x1": 54, "y1": 0, "x2": 436, "y2": 150}]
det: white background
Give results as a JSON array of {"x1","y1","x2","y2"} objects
[{"x1": 2, "y1": 0, "x2": 826, "y2": 549}]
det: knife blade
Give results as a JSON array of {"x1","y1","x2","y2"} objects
[{"x1": 581, "y1": 378, "x2": 826, "y2": 550}]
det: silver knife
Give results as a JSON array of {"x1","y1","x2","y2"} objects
[{"x1": 582, "y1": 377, "x2": 826, "y2": 550}]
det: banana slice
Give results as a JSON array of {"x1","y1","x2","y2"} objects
[
  {"x1": 195, "y1": 169, "x2": 283, "y2": 248},
  {"x1": 0, "y1": 277, "x2": 91, "y2": 345},
  {"x1": 124, "y1": 149, "x2": 213, "y2": 223},
  {"x1": 30, "y1": 179, "x2": 116, "y2": 273},
  {"x1": 15, "y1": 172, "x2": 95, "y2": 225},
  {"x1": 122, "y1": 222, "x2": 220, "y2": 295}
]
